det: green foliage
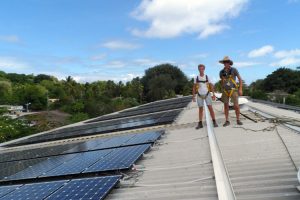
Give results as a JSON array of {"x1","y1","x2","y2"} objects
[
  {"x1": 261, "y1": 68, "x2": 300, "y2": 93},
  {"x1": 69, "y1": 112, "x2": 89, "y2": 123},
  {"x1": 250, "y1": 90, "x2": 268, "y2": 100},
  {"x1": 0, "y1": 81, "x2": 12, "y2": 104},
  {"x1": 0, "y1": 116, "x2": 36, "y2": 143},
  {"x1": 141, "y1": 63, "x2": 189, "y2": 101}
]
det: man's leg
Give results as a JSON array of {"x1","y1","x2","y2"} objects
[
  {"x1": 207, "y1": 105, "x2": 218, "y2": 127},
  {"x1": 196, "y1": 96, "x2": 204, "y2": 129},
  {"x1": 232, "y1": 92, "x2": 243, "y2": 125},
  {"x1": 223, "y1": 103, "x2": 230, "y2": 126},
  {"x1": 199, "y1": 107, "x2": 203, "y2": 121}
]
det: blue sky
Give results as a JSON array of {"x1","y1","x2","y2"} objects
[{"x1": 0, "y1": 0, "x2": 300, "y2": 84}]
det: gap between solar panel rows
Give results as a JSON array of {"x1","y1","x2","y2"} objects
[
  {"x1": 6, "y1": 109, "x2": 180, "y2": 147},
  {"x1": 0, "y1": 131, "x2": 162, "y2": 182},
  {"x1": 0, "y1": 176, "x2": 121, "y2": 200}
]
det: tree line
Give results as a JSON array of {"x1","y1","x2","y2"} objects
[{"x1": 0, "y1": 64, "x2": 192, "y2": 121}]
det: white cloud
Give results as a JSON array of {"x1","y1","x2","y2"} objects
[
  {"x1": 0, "y1": 57, "x2": 29, "y2": 70},
  {"x1": 271, "y1": 48, "x2": 300, "y2": 67},
  {"x1": 131, "y1": 0, "x2": 248, "y2": 38},
  {"x1": 102, "y1": 40, "x2": 140, "y2": 50},
  {"x1": 107, "y1": 60, "x2": 127, "y2": 68},
  {"x1": 70, "y1": 72, "x2": 142, "y2": 83},
  {"x1": 274, "y1": 49, "x2": 300, "y2": 58},
  {"x1": 0, "y1": 35, "x2": 21, "y2": 44},
  {"x1": 248, "y1": 45, "x2": 274, "y2": 58},
  {"x1": 271, "y1": 57, "x2": 300, "y2": 67},
  {"x1": 235, "y1": 61, "x2": 261, "y2": 67}
]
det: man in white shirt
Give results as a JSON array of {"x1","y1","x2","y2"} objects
[{"x1": 192, "y1": 64, "x2": 218, "y2": 129}]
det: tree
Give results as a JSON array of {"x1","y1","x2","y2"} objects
[
  {"x1": 141, "y1": 63, "x2": 189, "y2": 101},
  {"x1": 0, "y1": 80, "x2": 12, "y2": 104},
  {"x1": 262, "y1": 68, "x2": 300, "y2": 93}
]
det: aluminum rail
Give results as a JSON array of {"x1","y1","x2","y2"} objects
[{"x1": 204, "y1": 102, "x2": 236, "y2": 200}]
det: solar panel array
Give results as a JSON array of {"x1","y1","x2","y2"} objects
[
  {"x1": 0, "y1": 176, "x2": 120, "y2": 200},
  {"x1": 1, "y1": 131, "x2": 161, "y2": 180},
  {"x1": 0, "y1": 96, "x2": 190, "y2": 200},
  {"x1": 0, "y1": 131, "x2": 162, "y2": 163},
  {"x1": 86, "y1": 96, "x2": 191, "y2": 123},
  {"x1": 7, "y1": 109, "x2": 181, "y2": 146}
]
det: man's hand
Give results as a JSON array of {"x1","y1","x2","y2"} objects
[
  {"x1": 238, "y1": 88, "x2": 243, "y2": 96},
  {"x1": 212, "y1": 94, "x2": 216, "y2": 101},
  {"x1": 192, "y1": 96, "x2": 196, "y2": 102}
]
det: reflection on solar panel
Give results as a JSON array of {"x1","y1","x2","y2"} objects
[
  {"x1": 39, "y1": 149, "x2": 112, "y2": 178},
  {"x1": 0, "y1": 185, "x2": 20, "y2": 198},
  {"x1": 7, "y1": 109, "x2": 179, "y2": 146},
  {"x1": 0, "y1": 180, "x2": 66, "y2": 200},
  {"x1": 46, "y1": 176, "x2": 120, "y2": 200},
  {"x1": 5, "y1": 154, "x2": 77, "y2": 181},
  {"x1": 85, "y1": 144, "x2": 150, "y2": 173}
]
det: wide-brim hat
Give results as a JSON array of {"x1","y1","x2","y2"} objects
[{"x1": 219, "y1": 56, "x2": 233, "y2": 65}]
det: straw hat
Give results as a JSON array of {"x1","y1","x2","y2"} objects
[{"x1": 219, "y1": 56, "x2": 233, "y2": 65}]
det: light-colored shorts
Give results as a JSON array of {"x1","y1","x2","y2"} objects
[
  {"x1": 197, "y1": 93, "x2": 212, "y2": 107},
  {"x1": 221, "y1": 90, "x2": 238, "y2": 105}
]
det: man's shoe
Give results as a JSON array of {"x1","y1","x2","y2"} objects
[
  {"x1": 237, "y1": 120, "x2": 243, "y2": 125},
  {"x1": 213, "y1": 120, "x2": 218, "y2": 127},
  {"x1": 223, "y1": 121, "x2": 230, "y2": 127},
  {"x1": 196, "y1": 121, "x2": 203, "y2": 129}
]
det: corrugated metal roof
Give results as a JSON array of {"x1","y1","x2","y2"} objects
[
  {"x1": 106, "y1": 100, "x2": 300, "y2": 199},
  {"x1": 0, "y1": 97, "x2": 300, "y2": 199}
]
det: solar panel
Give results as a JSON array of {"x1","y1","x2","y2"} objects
[
  {"x1": 84, "y1": 144, "x2": 150, "y2": 173},
  {"x1": 46, "y1": 176, "x2": 121, "y2": 200},
  {"x1": 0, "y1": 180, "x2": 67, "y2": 200},
  {"x1": 5, "y1": 154, "x2": 77, "y2": 181},
  {"x1": 125, "y1": 131, "x2": 161, "y2": 145},
  {"x1": 40, "y1": 149, "x2": 112, "y2": 178},
  {"x1": 0, "y1": 142, "x2": 83, "y2": 163},
  {"x1": 0, "y1": 158, "x2": 44, "y2": 179},
  {"x1": 0, "y1": 185, "x2": 21, "y2": 198}
]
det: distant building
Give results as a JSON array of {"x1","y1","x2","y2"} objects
[{"x1": 48, "y1": 98, "x2": 60, "y2": 103}]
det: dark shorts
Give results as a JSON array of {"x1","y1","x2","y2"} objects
[{"x1": 221, "y1": 90, "x2": 238, "y2": 105}]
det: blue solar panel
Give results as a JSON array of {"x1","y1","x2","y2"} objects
[
  {"x1": 0, "y1": 185, "x2": 21, "y2": 198},
  {"x1": 5, "y1": 154, "x2": 77, "y2": 181},
  {"x1": 92, "y1": 134, "x2": 135, "y2": 149},
  {"x1": 125, "y1": 131, "x2": 162, "y2": 145},
  {"x1": 84, "y1": 144, "x2": 151, "y2": 173},
  {"x1": 40, "y1": 149, "x2": 112, "y2": 178},
  {"x1": 0, "y1": 180, "x2": 66, "y2": 200},
  {"x1": 46, "y1": 176, "x2": 121, "y2": 200}
]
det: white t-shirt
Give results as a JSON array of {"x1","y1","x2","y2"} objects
[{"x1": 194, "y1": 74, "x2": 211, "y2": 95}]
